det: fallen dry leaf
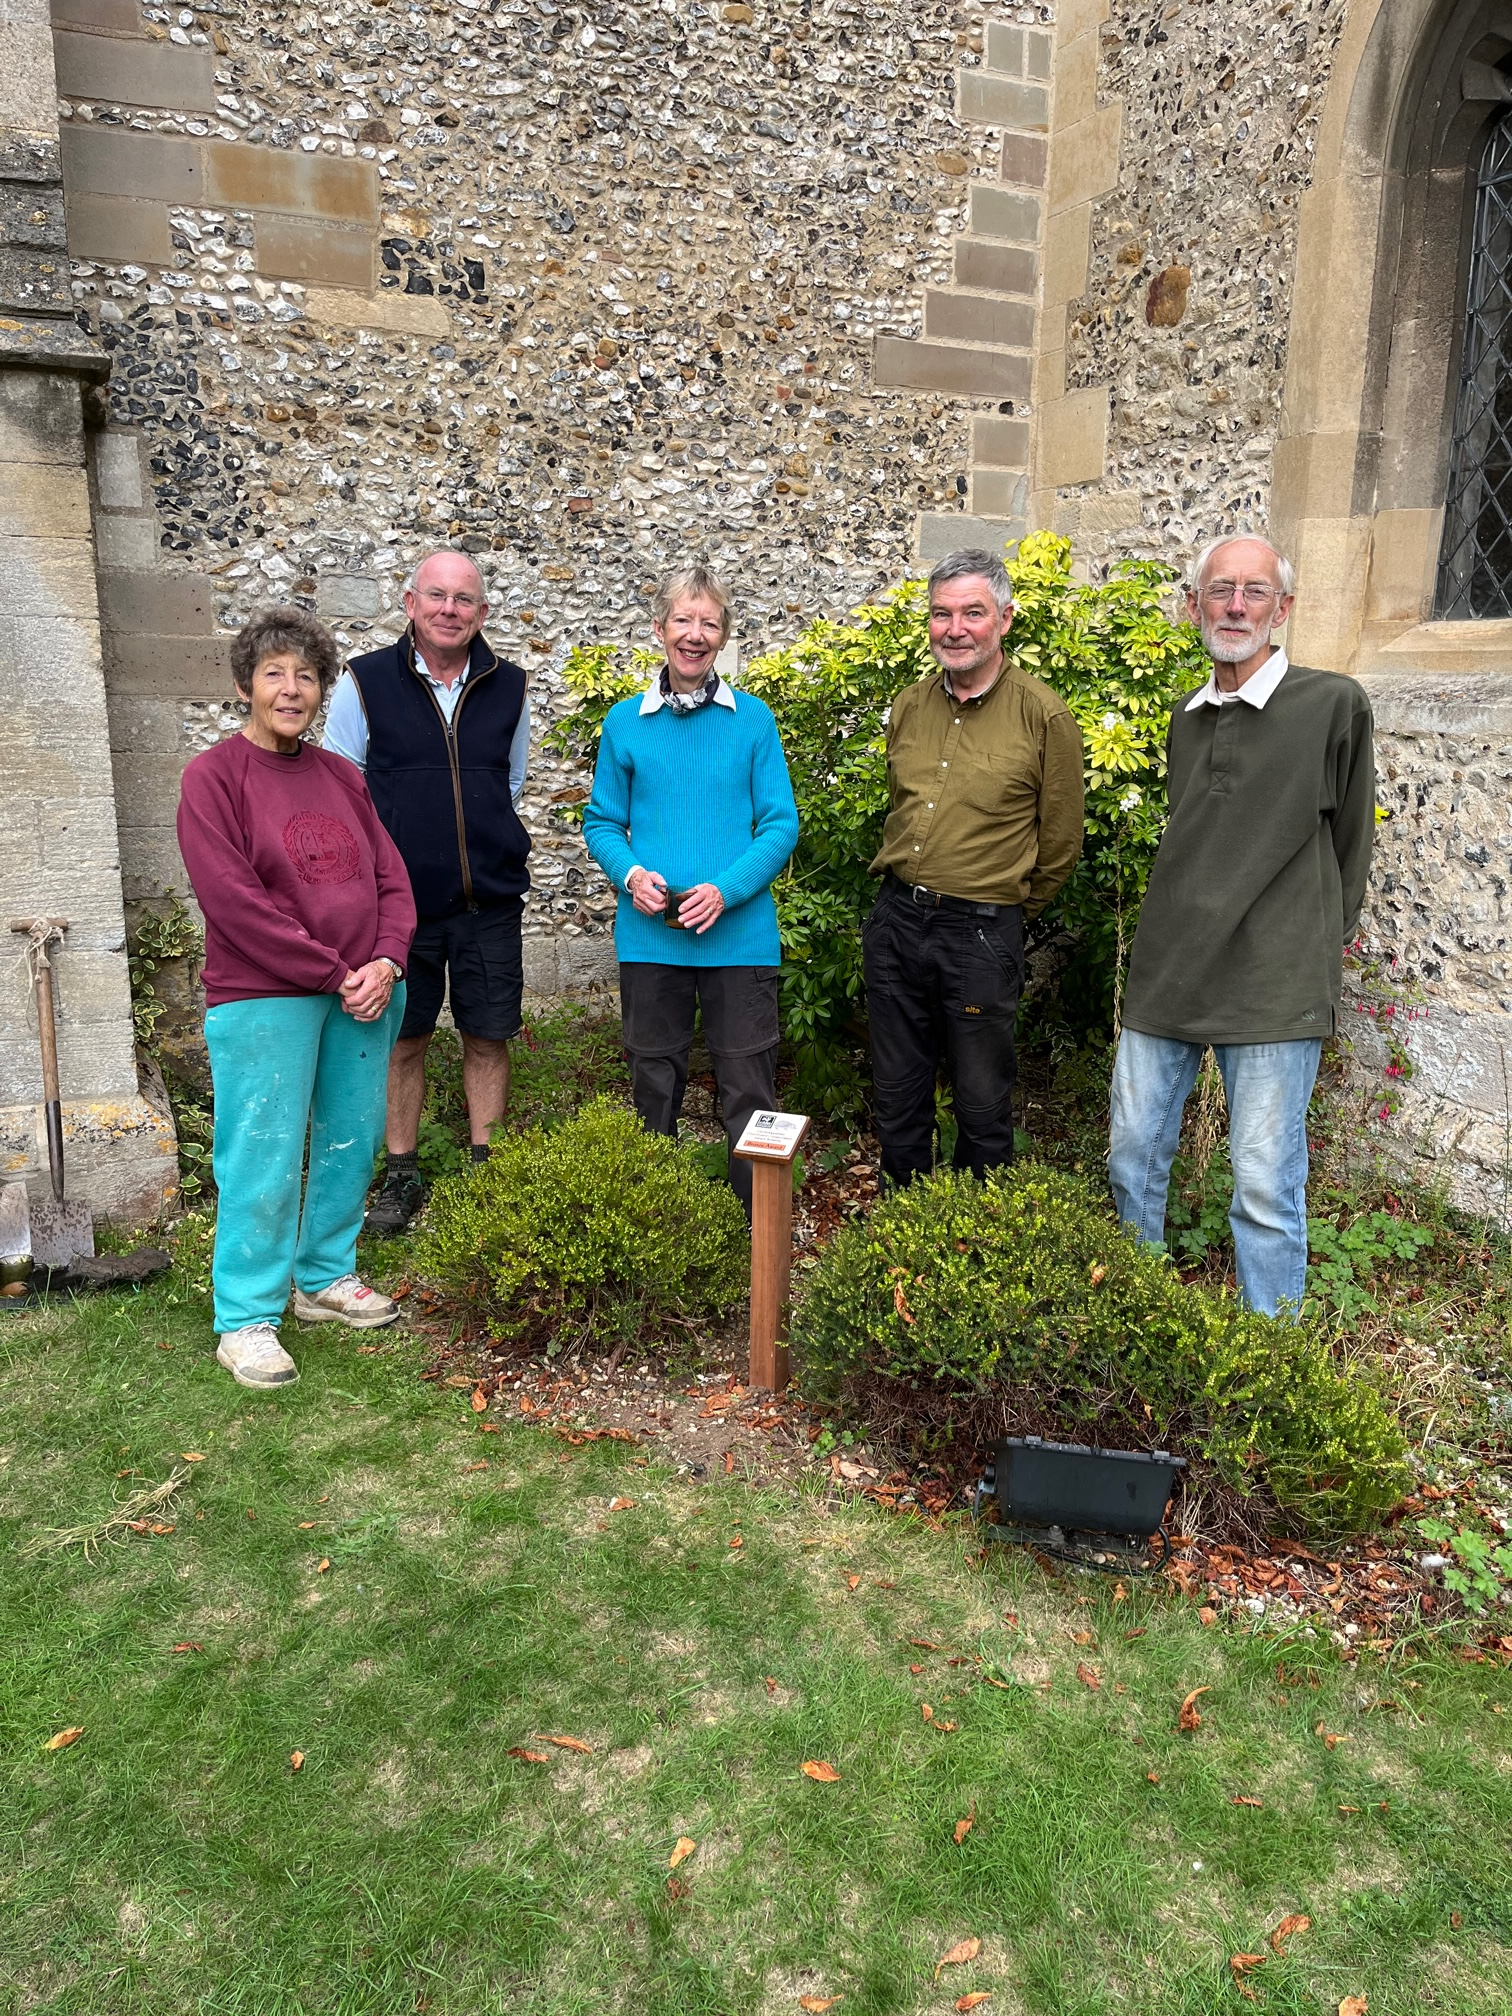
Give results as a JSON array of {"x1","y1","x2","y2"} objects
[
  {"x1": 1338, "y1": 1804, "x2": 1360, "y2": 1814},
  {"x1": 44, "y1": 1727, "x2": 83, "y2": 1752},
  {"x1": 1269, "y1": 1913, "x2": 1311, "y2": 1955},
  {"x1": 1146, "y1": 1770, "x2": 1160, "y2": 1784},
  {"x1": 957, "y1": 1998, "x2": 993, "y2": 2013},
  {"x1": 1070, "y1": 1629, "x2": 1095, "y2": 1646},
  {"x1": 908, "y1": 1638, "x2": 939, "y2": 1651},
  {"x1": 723, "y1": 1450, "x2": 735, "y2": 1475},
  {"x1": 846, "y1": 1573, "x2": 861, "y2": 1591},
  {"x1": 507, "y1": 1747, "x2": 551, "y2": 1763},
  {"x1": 934, "y1": 1936, "x2": 981, "y2": 1981},
  {"x1": 1451, "y1": 1911, "x2": 1463, "y2": 1930},
  {"x1": 1124, "y1": 1627, "x2": 1146, "y2": 1640},
  {"x1": 608, "y1": 1497, "x2": 636, "y2": 1513},
  {"x1": 1231, "y1": 1795, "x2": 1263, "y2": 1809},
  {"x1": 316, "y1": 1559, "x2": 330, "y2": 1574},
  {"x1": 298, "y1": 1520, "x2": 316, "y2": 1529},
  {"x1": 1315, "y1": 1721, "x2": 1349, "y2": 1749},
  {"x1": 290, "y1": 1750, "x2": 304, "y2": 1772},
  {"x1": 798, "y1": 1998, "x2": 842, "y2": 2013},
  {"x1": 1230, "y1": 1953, "x2": 1266, "y2": 1979},
  {"x1": 666, "y1": 1875, "x2": 689, "y2": 1901},
  {"x1": 1076, "y1": 1662, "x2": 1101, "y2": 1691},
  {"x1": 181, "y1": 1452, "x2": 206, "y2": 1462},
  {"x1": 537, "y1": 1733, "x2": 591, "y2": 1754},
  {"x1": 921, "y1": 1702, "x2": 935, "y2": 1722},
  {"x1": 170, "y1": 1641, "x2": 202, "y2": 1653},
  {"x1": 464, "y1": 1461, "x2": 488, "y2": 1473},
  {"x1": 801, "y1": 1759, "x2": 841, "y2": 1782},
  {"x1": 1177, "y1": 1685, "x2": 1211, "y2": 1732},
  {"x1": 765, "y1": 1675, "x2": 778, "y2": 1695},
  {"x1": 470, "y1": 1388, "x2": 488, "y2": 1413},
  {"x1": 953, "y1": 1805, "x2": 976, "y2": 1845},
  {"x1": 1338, "y1": 1999, "x2": 1368, "y2": 2016},
  {"x1": 1199, "y1": 1607, "x2": 1217, "y2": 1627},
  {"x1": 668, "y1": 1836, "x2": 696, "y2": 1869}
]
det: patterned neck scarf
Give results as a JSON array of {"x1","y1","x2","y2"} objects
[{"x1": 660, "y1": 665, "x2": 719, "y2": 715}]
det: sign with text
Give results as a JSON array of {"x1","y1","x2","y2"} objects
[{"x1": 732, "y1": 1109, "x2": 809, "y2": 1162}]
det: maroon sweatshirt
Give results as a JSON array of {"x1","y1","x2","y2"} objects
[{"x1": 177, "y1": 734, "x2": 416, "y2": 1007}]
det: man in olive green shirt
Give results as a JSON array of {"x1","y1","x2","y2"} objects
[{"x1": 865, "y1": 548, "x2": 1084, "y2": 1185}]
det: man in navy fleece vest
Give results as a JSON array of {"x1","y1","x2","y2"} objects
[{"x1": 323, "y1": 549, "x2": 532, "y2": 1231}]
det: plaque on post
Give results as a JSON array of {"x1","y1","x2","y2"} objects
[{"x1": 732, "y1": 1108, "x2": 809, "y2": 1392}]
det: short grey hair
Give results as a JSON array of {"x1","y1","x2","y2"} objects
[
  {"x1": 1191, "y1": 534, "x2": 1296, "y2": 598},
  {"x1": 402, "y1": 549, "x2": 487, "y2": 598},
  {"x1": 652, "y1": 561, "x2": 733, "y2": 642},
  {"x1": 230, "y1": 606, "x2": 340, "y2": 697},
  {"x1": 927, "y1": 548, "x2": 1015, "y2": 615}
]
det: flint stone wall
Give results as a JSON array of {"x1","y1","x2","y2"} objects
[
  {"x1": 1048, "y1": 0, "x2": 1345, "y2": 569},
  {"x1": 58, "y1": 0, "x2": 1051, "y2": 994}
]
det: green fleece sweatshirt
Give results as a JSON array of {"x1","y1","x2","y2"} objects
[{"x1": 1120, "y1": 662, "x2": 1375, "y2": 1046}]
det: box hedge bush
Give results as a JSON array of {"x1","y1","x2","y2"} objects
[
  {"x1": 415, "y1": 1097, "x2": 749, "y2": 1351},
  {"x1": 790, "y1": 1164, "x2": 1408, "y2": 1535}
]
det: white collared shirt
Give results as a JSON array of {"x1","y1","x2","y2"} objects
[
  {"x1": 637, "y1": 674, "x2": 738, "y2": 717},
  {"x1": 1184, "y1": 647, "x2": 1290, "y2": 713}
]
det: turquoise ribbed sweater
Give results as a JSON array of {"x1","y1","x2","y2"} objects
[{"x1": 582, "y1": 690, "x2": 799, "y2": 967}]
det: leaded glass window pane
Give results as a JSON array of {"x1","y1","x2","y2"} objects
[{"x1": 1437, "y1": 113, "x2": 1512, "y2": 618}]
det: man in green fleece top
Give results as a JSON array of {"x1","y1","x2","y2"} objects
[{"x1": 1109, "y1": 534, "x2": 1375, "y2": 1318}]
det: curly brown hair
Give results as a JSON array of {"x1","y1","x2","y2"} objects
[{"x1": 229, "y1": 606, "x2": 340, "y2": 698}]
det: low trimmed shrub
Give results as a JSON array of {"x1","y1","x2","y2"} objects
[
  {"x1": 415, "y1": 1097, "x2": 749, "y2": 1350},
  {"x1": 791, "y1": 1165, "x2": 1408, "y2": 1535}
]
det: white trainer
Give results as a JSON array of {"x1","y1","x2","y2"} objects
[
  {"x1": 292, "y1": 1274, "x2": 400, "y2": 1329},
  {"x1": 216, "y1": 1323, "x2": 299, "y2": 1389}
]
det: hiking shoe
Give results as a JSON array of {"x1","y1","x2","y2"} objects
[
  {"x1": 216, "y1": 1323, "x2": 299, "y2": 1390},
  {"x1": 293, "y1": 1274, "x2": 400, "y2": 1329},
  {"x1": 362, "y1": 1166, "x2": 425, "y2": 1236}
]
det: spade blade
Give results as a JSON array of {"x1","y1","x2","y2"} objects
[
  {"x1": 28, "y1": 1197, "x2": 94, "y2": 1269},
  {"x1": 0, "y1": 1184, "x2": 30, "y2": 1268}
]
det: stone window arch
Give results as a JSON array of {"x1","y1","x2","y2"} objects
[{"x1": 1272, "y1": 0, "x2": 1512, "y2": 673}]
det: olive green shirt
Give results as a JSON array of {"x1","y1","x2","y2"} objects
[{"x1": 871, "y1": 662, "x2": 1085, "y2": 913}]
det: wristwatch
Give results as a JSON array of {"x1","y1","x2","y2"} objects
[{"x1": 381, "y1": 957, "x2": 404, "y2": 981}]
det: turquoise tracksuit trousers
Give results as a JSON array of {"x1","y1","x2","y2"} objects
[{"x1": 204, "y1": 988, "x2": 404, "y2": 1334}]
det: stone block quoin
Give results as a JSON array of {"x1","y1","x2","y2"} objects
[
  {"x1": 1028, "y1": 0, "x2": 1122, "y2": 516},
  {"x1": 873, "y1": 17, "x2": 1053, "y2": 562}
]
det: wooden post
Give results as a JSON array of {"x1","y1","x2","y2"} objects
[{"x1": 732, "y1": 1109, "x2": 809, "y2": 1394}]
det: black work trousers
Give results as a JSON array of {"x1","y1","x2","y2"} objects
[
  {"x1": 618, "y1": 962, "x2": 780, "y2": 1220},
  {"x1": 861, "y1": 876, "x2": 1024, "y2": 1187}
]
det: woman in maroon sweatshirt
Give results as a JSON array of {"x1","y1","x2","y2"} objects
[{"x1": 177, "y1": 606, "x2": 416, "y2": 1391}]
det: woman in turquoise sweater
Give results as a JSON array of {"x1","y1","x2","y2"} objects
[{"x1": 583, "y1": 564, "x2": 799, "y2": 1219}]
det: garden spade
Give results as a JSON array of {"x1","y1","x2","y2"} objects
[{"x1": 9, "y1": 919, "x2": 95, "y2": 1269}]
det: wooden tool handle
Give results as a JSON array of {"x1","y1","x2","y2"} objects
[{"x1": 33, "y1": 965, "x2": 60, "y2": 1106}]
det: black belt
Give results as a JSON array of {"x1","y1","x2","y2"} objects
[{"x1": 885, "y1": 872, "x2": 1012, "y2": 918}]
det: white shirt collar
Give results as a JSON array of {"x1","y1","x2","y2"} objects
[
  {"x1": 1185, "y1": 646, "x2": 1289, "y2": 713},
  {"x1": 639, "y1": 674, "x2": 737, "y2": 716}
]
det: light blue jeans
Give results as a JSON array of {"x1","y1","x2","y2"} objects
[
  {"x1": 1108, "y1": 1029, "x2": 1322, "y2": 1319},
  {"x1": 205, "y1": 988, "x2": 404, "y2": 1334}
]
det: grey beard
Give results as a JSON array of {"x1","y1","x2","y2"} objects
[{"x1": 1201, "y1": 622, "x2": 1267, "y2": 664}]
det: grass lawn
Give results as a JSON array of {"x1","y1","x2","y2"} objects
[{"x1": 3, "y1": 1264, "x2": 1511, "y2": 2016}]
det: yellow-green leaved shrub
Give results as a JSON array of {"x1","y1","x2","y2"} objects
[{"x1": 415, "y1": 1097, "x2": 749, "y2": 1351}]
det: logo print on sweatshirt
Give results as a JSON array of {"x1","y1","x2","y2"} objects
[{"x1": 282, "y1": 810, "x2": 360, "y2": 886}]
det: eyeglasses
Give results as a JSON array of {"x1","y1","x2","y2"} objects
[
  {"x1": 1199, "y1": 581, "x2": 1282, "y2": 607},
  {"x1": 415, "y1": 589, "x2": 481, "y2": 612}
]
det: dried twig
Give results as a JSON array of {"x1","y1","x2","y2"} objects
[{"x1": 20, "y1": 1466, "x2": 190, "y2": 1560}]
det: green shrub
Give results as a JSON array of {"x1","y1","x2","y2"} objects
[
  {"x1": 415, "y1": 1096, "x2": 748, "y2": 1351},
  {"x1": 791, "y1": 1165, "x2": 1408, "y2": 1535},
  {"x1": 549, "y1": 533, "x2": 1209, "y2": 1111}
]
